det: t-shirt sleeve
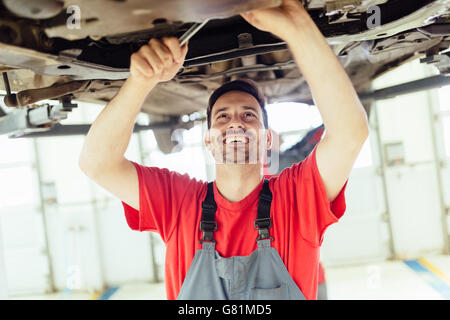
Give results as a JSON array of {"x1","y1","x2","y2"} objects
[
  {"x1": 121, "y1": 161, "x2": 196, "y2": 243},
  {"x1": 277, "y1": 144, "x2": 348, "y2": 247}
]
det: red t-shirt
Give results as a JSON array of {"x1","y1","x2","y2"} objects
[{"x1": 122, "y1": 145, "x2": 347, "y2": 300}]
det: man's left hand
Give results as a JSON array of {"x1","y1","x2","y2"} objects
[{"x1": 240, "y1": 0, "x2": 310, "y2": 42}]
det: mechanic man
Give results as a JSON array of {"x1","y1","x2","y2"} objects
[{"x1": 79, "y1": 0, "x2": 369, "y2": 300}]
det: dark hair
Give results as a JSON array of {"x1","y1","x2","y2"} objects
[{"x1": 207, "y1": 79, "x2": 268, "y2": 129}]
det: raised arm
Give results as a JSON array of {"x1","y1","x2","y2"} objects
[
  {"x1": 241, "y1": 0, "x2": 369, "y2": 201},
  {"x1": 79, "y1": 37, "x2": 188, "y2": 210}
]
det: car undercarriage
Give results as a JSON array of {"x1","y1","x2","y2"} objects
[{"x1": 0, "y1": 0, "x2": 448, "y2": 152}]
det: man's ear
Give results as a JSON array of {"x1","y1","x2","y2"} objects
[
  {"x1": 204, "y1": 128, "x2": 211, "y2": 151},
  {"x1": 266, "y1": 128, "x2": 273, "y2": 151}
]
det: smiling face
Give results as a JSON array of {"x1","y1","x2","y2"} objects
[{"x1": 205, "y1": 90, "x2": 272, "y2": 165}]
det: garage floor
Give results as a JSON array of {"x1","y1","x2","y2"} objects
[
  {"x1": 326, "y1": 255, "x2": 450, "y2": 300},
  {"x1": 9, "y1": 255, "x2": 450, "y2": 300}
]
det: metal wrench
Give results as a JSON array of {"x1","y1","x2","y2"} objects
[{"x1": 179, "y1": 19, "x2": 209, "y2": 46}]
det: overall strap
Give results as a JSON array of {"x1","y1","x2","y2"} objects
[
  {"x1": 200, "y1": 182, "x2": 217, "y2": 243},
  {"x1": 254, "y1": 179, "x2": 273, "y2": 241}
]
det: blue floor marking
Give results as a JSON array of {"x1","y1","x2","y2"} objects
[
  {"x1": 98, "y1": 286, "x2": 120, "y2": 300},
  {"x1": 404, "y1": 260, "x2": 450, "y2": 300}
]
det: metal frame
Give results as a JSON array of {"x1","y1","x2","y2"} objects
[
  {"x1": 281, "y1": 75, "x2": 450, "y2": 106},
  {"x1": 32, "y1": 138, "x2": 57, "y2": 293},
  {"x1": 372, "y1": 102, "x2": 398, "y2": 260},
  {"x1": 2, "y1": 121, "x2": 189, "y2": 138},
  {"x1": 0, "y1": 75, "x2": 446, "y2": 139}
]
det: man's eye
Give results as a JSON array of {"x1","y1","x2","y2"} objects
[
  {"x1": 217, "y1": 114, "x2": 227, "y2": 119},
  {"x1": 245, "y1": 112, "x2": 255, "y2": 117}
]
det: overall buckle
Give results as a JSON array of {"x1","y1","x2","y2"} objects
[
  {"x1": 200, "y1": 221, "x2": 217, "y2": 232},
  {"x1": 256, "y1": 229, "x2": 273, "y2": 241},
  {"x1": 254, "y1": 218, "x2": 272, "y2": 230},
  {"x1": 199, "y1": 221, "x2": 217, "y2": 244},
  {"x1": 254, "y1": 218, "x2": 273, "y2": 241}
]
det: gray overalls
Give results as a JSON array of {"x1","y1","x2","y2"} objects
[{"x1": 177, "y1": 180, "x2": 306, "y2": 300}]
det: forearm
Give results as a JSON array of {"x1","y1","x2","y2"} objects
[
  {"x1": 285, "y1": 14, "x2": 369, "y2": 141},
  {"x1": 79, "y1": 76, "x2": 157, "y2": 173}
]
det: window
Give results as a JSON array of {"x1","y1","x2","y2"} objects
[
  {"x1": 0, "y1": 135, "x2": 33, "y2": 165},
  {"x1": 0, "y1": 166, "x2": 38, "y2": 207},
  {"x1": 266, "y1": 102, "x2": 373, "y2": 168},
  {"x1": 266, "y1": 102, "x2": 323, "y2": 134},
  {"x1": 145, "y1": 123, "x2": 208, "y2": 181}
]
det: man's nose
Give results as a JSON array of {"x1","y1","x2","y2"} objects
[{"x1": 227, "y1": 114, "x2": 244, "y2": 130}]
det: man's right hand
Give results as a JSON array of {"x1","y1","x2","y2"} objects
[{"x1": 129, "y1": 37, "x2": 188, "y2": 90}]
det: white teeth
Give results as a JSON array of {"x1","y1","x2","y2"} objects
[{"x1": 225, "y1": 136, "x2": 247, "y2": 144}]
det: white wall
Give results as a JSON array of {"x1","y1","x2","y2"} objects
[
  {"x1": 0, "y1": 135, "x2": 51, "y2": 295},
  {"x1": 0, "y1": 98, "x2": 212, "y2": 295},
  {"x1": 430, "y1": 86, "x2": 450, "y2": 250},
  {"x1": 322, "y1": 60, "x2": 449, "y2": 265},
  {"x1": 321, "y1": 130, "x2": 392, "y2": 266},
  {"x1": 0, "y1": 102, "x2": 162, "y2": 296},
  {"x1": 372, "y1": 60, "x2": 447, "y2": 259},
  {"x1": 33, "y1": 106, "x2": 156, "y2": 292}
]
